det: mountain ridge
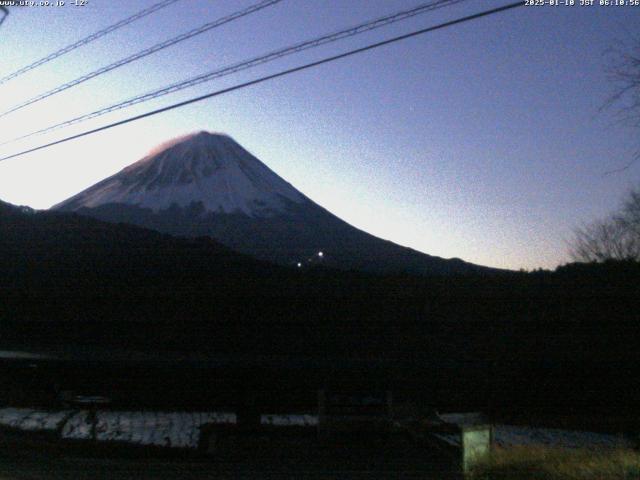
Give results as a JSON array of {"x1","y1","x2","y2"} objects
[{"x1": 55, "y1": 131, "x2": 502, "y2": 276}]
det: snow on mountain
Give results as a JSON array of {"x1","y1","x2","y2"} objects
[
  {"x1": 58, "y1": 131, "x2": 307, "y2": 217},
  {"x1": 55, "y1": 131, "x2": 496, "y2": 275}
]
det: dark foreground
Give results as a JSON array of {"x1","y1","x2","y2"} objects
[{"x1": 0, "y1": 429, "x2": 461, "y2": 480}]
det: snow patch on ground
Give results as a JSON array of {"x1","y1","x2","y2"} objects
[
  {"x1": 494, "y1": 425, "x2": 632, "y2": 449},
  {"x1": 0, "y1": 408, "x2": 633, "y2": 450},
  {"x1": 61, "y1": 411, "x2": 235, "y2": 448},
  {"x1": 433, "y1": 418, "x2": 633, "y2": 450},
  {"x1": 261, "y1": 414, "x2": 318, "y2": 427},
  {"x1": 0, "y1": 408, "x2": 72, "y2": 431}
]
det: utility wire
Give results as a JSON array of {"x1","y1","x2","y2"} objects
[
  {"x1": 1, "y1": 0, "x2": 466, "y2": 146},
  {"x1": 0, "y1": 0, "x2": 182, "y2": 85},
  {"x1": 0, "y1": 2, "x2": 525, "y2": 163},
  {"x1": 0, "y1": 7, "x2": 8, "y2": 29},
  {"x1": 0, "y1": 0, "x2": 282, "y2": 118}
]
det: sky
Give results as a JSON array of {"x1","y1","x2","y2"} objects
[{"x1": 0, "y1": 0, "x2": 638, "y2": 271}]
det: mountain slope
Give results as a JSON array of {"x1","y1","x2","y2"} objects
[
  {"x1": 0, "y1": 199, "x2": 280, "y2": 293},
  {"x1": 55, "y1": 131, "x2": 497, "y2": 275},
  {"x1": 0, "y1": 198, "x2": 432, "y2": 358}
]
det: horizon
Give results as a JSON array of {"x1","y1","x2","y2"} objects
[{"x1": 0, "y1": 0, "x2": 639, "y2": 270}]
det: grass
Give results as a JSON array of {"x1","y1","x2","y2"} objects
[{"x1": 470, "y1": 446, "x2": 640, "y2": 480}]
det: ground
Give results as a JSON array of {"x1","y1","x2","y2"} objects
[{"x1": 0, "y1": 429, "x2": 460, "y2": 480}]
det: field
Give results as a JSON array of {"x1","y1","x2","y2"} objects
[
  {"x1": 0, "y1": 428, "x2": 460, "y2": 480},
  {"x1": 2, "y1": 435, "x2": 638, "y2": 480},
  {"x1": 470, "y1": 446, "x2": 640, "y2": 480}
]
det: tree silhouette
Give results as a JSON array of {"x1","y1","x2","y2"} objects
[
  {"x1": 603, "y1": 39, "x2": 640, "y2": 173},
  {"x1": 570, "y1": 186, "x2": 640, "y2": 262}
]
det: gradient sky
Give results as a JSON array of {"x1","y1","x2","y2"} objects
[{"x1": 0, "y1": 0, "x2": 638, "y2": 270}]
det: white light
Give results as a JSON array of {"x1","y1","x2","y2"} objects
[
  {"x1": 297, "y1": 262, "x2": 302, "y2": 268},
  {"x1": 318, "y1": 251, "x2": 324, "y2": 257}
]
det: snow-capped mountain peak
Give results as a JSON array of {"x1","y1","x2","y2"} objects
[
  {"x1": 55, "y1": 131, "x2": 495, "y2": 276},
  {"x1": 57, "y1": 131, "x2": 306, "y2": 217}
]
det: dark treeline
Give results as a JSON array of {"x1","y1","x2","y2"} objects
[{"x1": 1, "y1": 201, "x2": 639, "y2": 421}]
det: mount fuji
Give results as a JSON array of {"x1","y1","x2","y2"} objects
[{"x1": 55, "y1": 131, "x2": 493, "y2": 275}]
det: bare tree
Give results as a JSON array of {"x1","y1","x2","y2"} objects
[
  {"x1": 618, "y1": 188, "x2": 640, "y2": 236},
  {"x1": 603, "y1": 39, "x2": 640, "y2": 174},
  {"x1": 605, "y1": 41, "x2": 640, "y2": 124},
  {"x1": 569, "y1": 42, "x2": 640, "y2": 261},
  {"x1": 570, "y1": 187, "x2": 640, "y2": 263}
]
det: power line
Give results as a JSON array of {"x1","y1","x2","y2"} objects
[
  {"x1": 0, "y1": 0, "x2": 182, "y2": 85},
  {"x1": 0, "y1": 0, "x2": 282, "y2": 119},
  {"x1": 0, "y1": 7, "x2": 8, "y2": 28},
  {"x1": 0, "y1": 2, "x2": 525, "y2": 164},
  {"x1": 1, "y1": 0, "x2": 467, "y2": 146}
]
